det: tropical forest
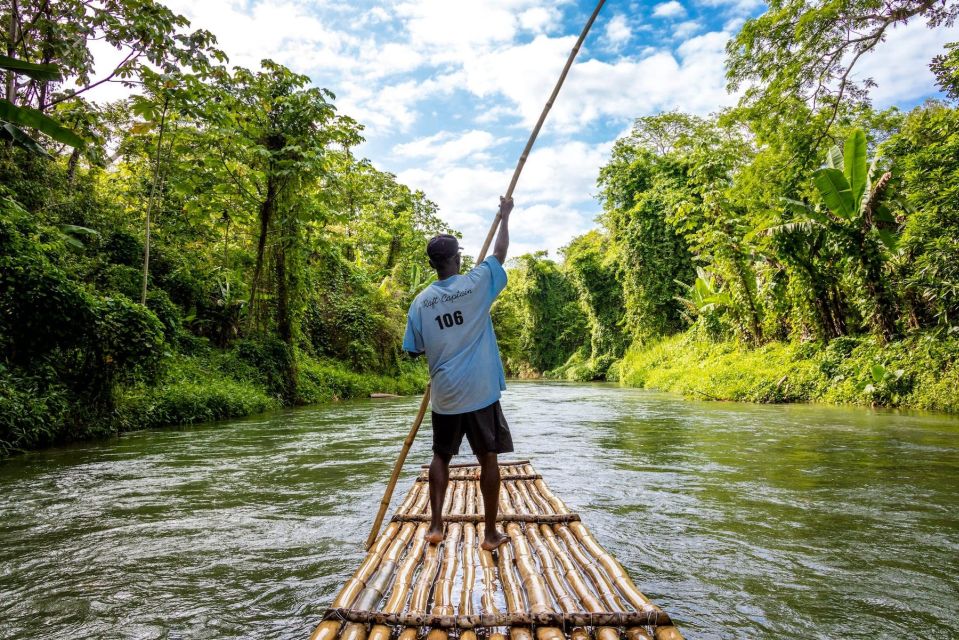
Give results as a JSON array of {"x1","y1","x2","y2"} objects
[
  {"x1": 3, "y1": 2, "x2": 959, "y2": 639},
  {"x1": 2, "y1": 0, "x2": 959, "y2": 457}
]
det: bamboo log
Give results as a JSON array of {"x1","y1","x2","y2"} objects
[
  {"x1": 368, "y1": 523, "x2": 429, "y2": 640},
  {"x1": 353, "y1": 522, "x2": 416, "y2": 611},
  {"x1": 507, "y1": 523, "x2": 551, "y2": 614},
  {"x1": 555, "y1": 525, "x2": 625, "y2": 611},
  {"x1": 505, "y1": 482, "x2": 533, "y2": 515},
  {"x1": 515, "y1": 480, "x2": 543, "y2": 515},
  {"x1": 521, "y1": 480, "x2": 554, "y2": 514},
  {"x1": 627, "y1": 628, "x2": 654, "y2": 640},
  {"x1": 477, "y1": 522, "x2": 500, "y2": 618},
  {"x1": 323, "y1": 609, "x2": 674, "y2": 628},
  {"x1": 568, "y1": 522, "x2": 655, "y2": 610},
  {"x1": 654, "y1": 627, "x2": 685, "y2": 640},
  {"x1": 391, "y1": 514, "x2": 581, "y2": 523},
  {"x1": 310, "y1": 520, "x2": 402, "y2": 640},
  {"x1": 533, "y1": 479, "x2": 570, "y2": 515},
  {"x1": 499, "y1": 483, "x2": 516, "y2": 516},
  {"x1": 421, "y1": 460, "x2": 531, "y2": 469},
  {"x1": 336, "y1": 522, "x2": 415, "y2": 640},
  {"x1": 460, "y1": 523, "x2": 478, "y2": 617},
  {"x1": 397, "y1": 526, "x2": 443, "y2": 640},
  {"x1": 414, "y1": 474, "x2": 542, "y2": 482},
  {"x1": 495, "y1": 533, "x2": 533, "y2": 640},
  {"x1": 524, "y1": 525, "x2": 579, "y2": 614}
]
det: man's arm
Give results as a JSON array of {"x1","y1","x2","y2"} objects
[{"x1": 492, "y1": 196, "x2": 513, "y2": 264}]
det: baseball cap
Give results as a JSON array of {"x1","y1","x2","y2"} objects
[{"x1": 426, "y1": 234, "x2": 460, "y2": 261}]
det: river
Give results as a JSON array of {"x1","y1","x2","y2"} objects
[{"x1": 1, "y1": 382, "x2": 957, "y2": 639}]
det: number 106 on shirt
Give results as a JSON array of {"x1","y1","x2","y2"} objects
[{"x1": 434, "y1": 310, "x2": 464, "y2": 329}]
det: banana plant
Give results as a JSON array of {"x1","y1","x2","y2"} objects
[
  {"x1": 777, "y1": 129, "x2": 902, "y2": 340},
  {"x1": 674, "y1": 267, "x2": 732, "y2": 320},
  {"x1": 0, "y1": 55, "x2": 85, "y2": 153}
]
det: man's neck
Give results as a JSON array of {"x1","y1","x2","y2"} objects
[{"x1": 436, "y1": 267, "x2": 458, "y2": 281}]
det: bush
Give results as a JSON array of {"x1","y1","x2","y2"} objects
[{"x1": 616, "y1": 329, "x2": 959, "y2": 411}]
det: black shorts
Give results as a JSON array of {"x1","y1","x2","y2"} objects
[{"x1": 431, "y1": 401, "x2": 514, "y2": 457}]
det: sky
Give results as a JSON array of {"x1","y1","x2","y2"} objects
[{"x1": 94, "y1": 0, "x2": 958, "y2": 259}]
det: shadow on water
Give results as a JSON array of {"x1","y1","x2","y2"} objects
[{"x1": 1, "y1": 382, "x2": 958, "y2": 639}]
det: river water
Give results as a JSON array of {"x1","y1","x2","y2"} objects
[{"x1": 1, "y1": 382, "x2": 957, "y2": 639}]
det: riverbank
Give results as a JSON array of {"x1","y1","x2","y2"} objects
[
  {"x1": 1, "y1": 345, "x2": 427, "y2": 457},
  {"x1": 609, "y1": 331, "x2": 959, "y2": 412}
]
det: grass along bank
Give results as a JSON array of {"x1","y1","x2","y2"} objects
[
  {"x1": 611, "y1": 331, "x2": 959, "y2": 412},
  {"x1": 2, "y1": 342, "x2": 428, "y2": 458},
  {"x1": 114, "y1": 349, "x2": 428, "y2": 438}
]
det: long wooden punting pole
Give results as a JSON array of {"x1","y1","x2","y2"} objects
[{"x1": 365, "y1": 0, "x2": 608, "y2": 550}]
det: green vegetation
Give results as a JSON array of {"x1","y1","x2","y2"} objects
[
  {"x1": 4, "y1": 0, "x2": 959, "y2": 457},
  {"x1": 496, "y1": 2, "x2": 959, "y2": 412},
  {"x1": 0, "y1": 1, "x2": 437, "y2": 456}
]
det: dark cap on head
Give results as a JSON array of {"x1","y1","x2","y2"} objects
[{"x1": 426, "y1": 234, "x2": 459, "y2": 262}]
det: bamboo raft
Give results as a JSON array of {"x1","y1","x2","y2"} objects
[{"x1": 311, "y1": 461, "x2": 684, "y2": 640}]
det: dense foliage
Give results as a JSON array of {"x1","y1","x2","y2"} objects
[
  {"x1": 0, "y1": 2, "x2": 441, "y2": 455},
  {"x1": 496, "y1": 6, "x2": 959, "y2": 411}
]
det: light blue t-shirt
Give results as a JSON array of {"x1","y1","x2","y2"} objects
[{"x1": 403, "y1": 256, "x2": 508, "y2": 415}]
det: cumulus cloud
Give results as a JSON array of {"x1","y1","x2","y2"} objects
[
  {"x1": 604, "y1": 15, "x2": 632, "y2": 49},
  {"x1": 396, "y1": 139, "x2": 612, "y2": 258},
  {"x1": 652, "y1": 1, "x2": 687, "y2": 19},
  {"x1": 393, "y1": 129, "x2": 506, "y2": 165},
  {"x1": 853, "y1": 20, "x2": 958, "y2": 107},
  {"x1": 673, "y1": 20, "x2": 703, "y2": 39}
]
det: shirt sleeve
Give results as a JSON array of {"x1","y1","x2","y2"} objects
[
  {"x1": 466, "y1": 255, "x2": 508, "y2": 300},
  {"x1": 484, "y1": 255, "x2": 508, "y2": 297},
  {"x1": 402, "y1": 306, "x2": 424, "y2": 354}
]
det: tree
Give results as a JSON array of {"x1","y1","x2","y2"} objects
[
  {"x1": 727, "y1": 0, "x2": 959, "y2": 149},
  {"x1": 784, "y1": 129, "x2": 901, "y2": 339}
]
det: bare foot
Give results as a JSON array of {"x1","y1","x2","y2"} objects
[
  {"x1": 425, "y1": 526, "x2": 444, "y2": 545},
  {"x1": 480, "y1": 530, "x2": 509, "y2": 552}
]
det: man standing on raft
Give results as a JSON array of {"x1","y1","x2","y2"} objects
[{"x1": 403, "y1": 196, "x2": 515, "y2": 551}]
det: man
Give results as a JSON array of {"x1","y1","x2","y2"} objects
[{"x1": 402, "y1": 196, "x2": 514, "y2": 551}]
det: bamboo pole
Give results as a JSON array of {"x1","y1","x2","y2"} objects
[
  {"x1": 366, "y1": 0, "x2": 607, "y2": 550},
  {"x1": 366, "y1": 387, "x2": 431, "y2": 549}
]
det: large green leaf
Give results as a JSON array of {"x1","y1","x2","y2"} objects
[
  {"x1": 0, "y1": 99, "x2": 85, "y2": 147},
  {"x1": 0, "y1": 121, "x2": 50, "y2": 156},
  {"x1": 844, "y1": 129, "x2": 868, "y2": 207},
  {"x1": 826, "y1": 145, "x2": 843, "y2": 170},
  {"x1": 813, "y1": 168, "x2": 855, "y2": 219},
  {"x1": 0, "y1": 55, "x2": 61, "y2": 81}
]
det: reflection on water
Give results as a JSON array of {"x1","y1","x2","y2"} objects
[{"x1": 1, "y1": 382, "x2": 958, "y2": 639}]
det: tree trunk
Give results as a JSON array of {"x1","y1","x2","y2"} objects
[
  {"x1": 247, "y1": 175, "x2": 277, "y2": 331},
  {"x1": 141, "y1": 96, "x2": 170, "y2": 306},
  {"x1": 273, "y1": 228, "x2": 297, "y2": 404},
  {"x1": 6, "y1": 1, "x2": 18, "y2": 103}
]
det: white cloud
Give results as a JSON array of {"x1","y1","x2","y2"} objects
[
  {"x1": 653, "y1": 1, "x2": 687, "y2": 19},
  {"x1": 853, "y1": 20, "x2": 959, "y2": 107},
  {"x1": 393, "y1": 129, "x2": 505, "y2": 164},
  {"x1": 397, "y1": 139, "x2": 613, "y2": 258},
  {"x1": 604, "y1": 15, "x2": 632, "y2": 48},
  {"x1": 673, "y1": 20, "x2": 703, "y2": 39},
  {"x1": 454, "y1": 29, "x2": 737, "y2": 133},
  {"x1": 695, "y1": 0, "x2": 763, "y2": 16},
  {"x1": 519, "y1": 7, "x2": 561, "y2": 33}
]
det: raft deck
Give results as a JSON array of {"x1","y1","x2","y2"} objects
[{"x1": 311, "y1": 461, "x2": 684, "y2": 640}]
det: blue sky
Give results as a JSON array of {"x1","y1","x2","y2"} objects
[{"x1": 95, "y1": 0, "x2": 958, "y2": 258}]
